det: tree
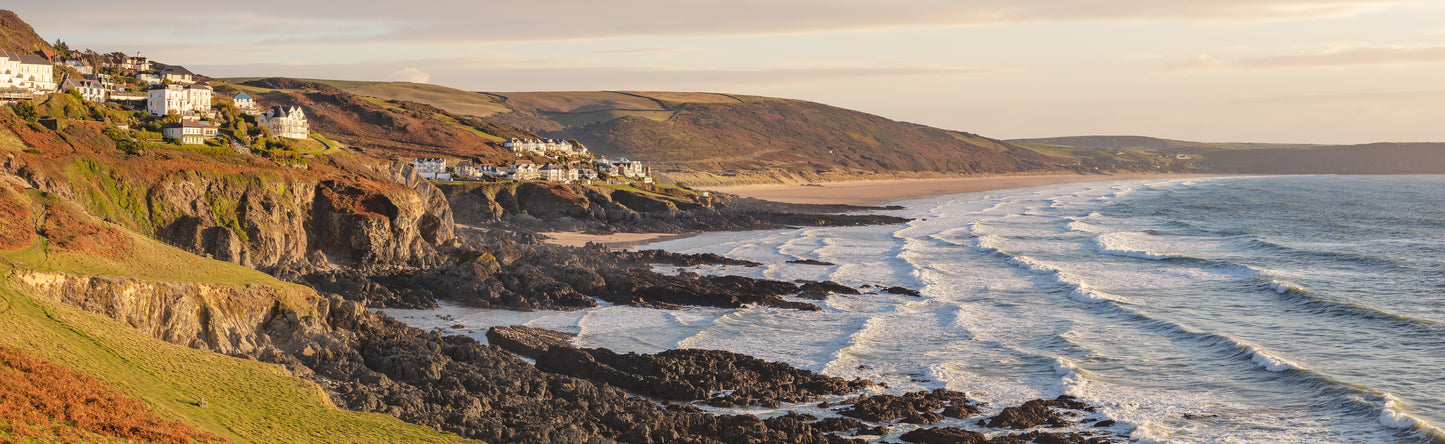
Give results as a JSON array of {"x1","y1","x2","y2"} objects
[
  {"x1": 11, "y1": 101, "x2": 38, "y2": 123},
  {"x1": 53, "y1": 39, "x2": 71, "y2": 57}
]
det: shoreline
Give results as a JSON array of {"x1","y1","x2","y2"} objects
[
  {"x1": 539, "y1": 231, "x2": 697, "y2": 249},
  {"x1": 702, "y1": 173, "x2": 1228, "y2": 206}
]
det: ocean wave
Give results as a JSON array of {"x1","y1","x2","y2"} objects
[
  {"x1": 1054, "y1": 358, "x2": 1090, "y2": 397},
  {"x1": 1069, "y1": 284, "x2": 1131, "y2": 304},
  {"x1": 1065, "y1": 219, "x2": 1106, "y2": 233},
  {"x1": 1092, "y1": 232, "x2": 1188, "y2": 261},
  {"x1": 1377, "y1": 394, "x2": 1445, "y2": 441},
  {"x1": 1244, "y1": 344, "x2": 1301, "y2": 372},
  {"x1": 1269, "y1": 280, "x2": 1306, "y2": 295}
]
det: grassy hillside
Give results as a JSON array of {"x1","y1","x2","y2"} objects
[
  {"x1": 0, "y1": 10, "x2": 54, "y2": 54},
  {"x1": 555, "y1": 98, "x2": 1064, "y2": 184},
  {"x1": 259, "y1": 84, "x2": 1075, "y2": 184},
  {"x1": 0, "y1": 183, "x2": 472, "y2": 444},
  {"x1": 223, "y1": 78, "x2": 526, "y2": 164}
]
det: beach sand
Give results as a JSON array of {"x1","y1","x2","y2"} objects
[
  {"x1": 702, "y1": 173, "x2": 1221, "y2": 206},
  {"x1": 539, "y1": 231, "x2": 695, "y2": 249}
]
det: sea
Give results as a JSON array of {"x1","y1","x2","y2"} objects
[{"x1": 387, "y1": 175, "x2": 1445, "y2": 443}]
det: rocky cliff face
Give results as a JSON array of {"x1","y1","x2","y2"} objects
[
  {"x1": 2, "y1": 153, "x2": 454, "y2": 272},
  {"x1": 15, "y1": 271, "x2": 326, "y2": 357},
  {"x1": 10, "y1": 269, "x2": 875, "y2": 444}
]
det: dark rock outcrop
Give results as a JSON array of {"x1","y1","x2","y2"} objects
[
  {"x1": 900, "y1": 427, "x2": 991, "y2": 444},
  {"x1": 799, "y1": 280, "x2": 862, "y2": 300},
  {"x1": 789, "y1": 259, "x2": 836, "y2": 266},
  {"x1": 983, "y1": 396, "x2": 1093, "y2": 430},
  {"x1": 836, "y1": 389, "x2": 980, "y2": 424},
  {"x1": 491, "y1": 326, "x2": 875, "y2": 408},
  {"x1": 884, "y1": 286, "x2": 922, "y2": 297}
]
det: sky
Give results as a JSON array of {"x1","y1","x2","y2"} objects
[{"x1": 11, "y1": 0, "x2": 1445, "y2": 144}]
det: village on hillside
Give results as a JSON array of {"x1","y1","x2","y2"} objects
[
  {"x1": 413, "y1": 139, "x2": 652, "y2": 185},
  {"x1": 2, "y1": 43, "x2": 652, "y2": 185}
]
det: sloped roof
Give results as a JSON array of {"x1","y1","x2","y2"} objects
[
  {"x1": 234, "y1": 92, "x2": 252, "y2": 100},
  {"x1": 162, "y1": 66, "x2": 194, "y2": 76}
]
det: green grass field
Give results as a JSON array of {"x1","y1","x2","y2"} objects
[
  {"x1": 0, "y1": 190, "x2": 475, "y2": 443},
  {"x1": 0, "y1": 277, "x2": 472, "y2": 444}
]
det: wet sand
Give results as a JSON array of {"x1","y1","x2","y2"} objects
[{"x1": 702, "y1": 173, "x2": 1222, "y2": 205}]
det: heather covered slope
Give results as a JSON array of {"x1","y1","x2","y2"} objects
[
  {"x1": 224, "y1": 78, "x2": 529, "y2": 165},
  {"x1": 560, "y1": 98, "x2": 1063, "y2": 184},
  {"x1": 0, "y1": 10, "x2": 53, "y2": 53},
  {"x1": 476, "y1": 90, "x2": 1068, "y2": 185},
  {"x1": 276, "y1": 83, "x2": 1071, "y2": 185}
]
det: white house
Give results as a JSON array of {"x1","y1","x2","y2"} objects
[
  {"x1": 414, "y1": 158, "x2": 449, "y2": 180},
  {"x1": 453, "y1": 160, "x2": 477, "y2": 179},
  {"x1": 147, "y1": 83, "x2": 212, "y2": 116},
  {"x1": 60, "y1": 59, "x2": 92, "y2": 75},
  {"x1": 539, "y1": 165, "x2": 580, "y2": 183},
  {"x1": 136, "y1": 73, "x2": 162, "y2": 85},
  {"x1": 477, "y1": 164, "x2": 502, "y2": 176},
  {"x1": 503, "y1": 138, "x2": 586, "y2": 156},
  {"x1": 161, "y1": 120, "x2": 219, "y2": 145},
  {"x1": 508, "y1": 160, "x2": 539, "y2": 180},
  {"x1": 62, "y1": 78, "x2": 107, "y2": 102},
  {"x1": 102, "y1": 54, "x2": 150, "y2": 71},
  {"x1": 232, "y1": 92, "x2": 257, "y2": 113},
  {"x1": 257, "y1": 106, "x2": 309, "y2": 139},
  {"x1": 159, "y1": 66, "x2": 196, "y2": 84},
  {"x1": 603, "y1": 157, "x2": 650, "y2": 179},
  {"x1": 0, "y1": 51, "x2": 57, "y2": 94}
]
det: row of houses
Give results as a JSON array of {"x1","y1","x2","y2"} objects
[
  {"x1": 0, "y1": 51, "x2": 57, "y2": 97},
  {"x1": 503, "y1": 138, "x2": 588, "y2": 156},
  {"x1": 413, "y1": 157, "x2": 651, "y2": 183}
]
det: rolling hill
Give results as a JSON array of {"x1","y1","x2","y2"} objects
[
  {"x1": 286, "y1": 82, "x2": 1078, "y2": 185},
  {"x1": 1010, "y1": 135, "x2": 1445, "y2": 174}
]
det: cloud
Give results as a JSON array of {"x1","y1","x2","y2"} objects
[
  {"x1": 197, "y1": 58, "x2": 1004, "y2": 91},
  {"x1": 392, "y1": 67, "x2": 431, "y2": 83},
  {"x1": 15, "y1": 0, "x2": 1425, "y2": 47},
  {"x1": 1165, "y1": 44, "x2": 1445, "y2": 71},
  {"x1": 596, "y1": 47, "x2": 702, "y2": 56}
]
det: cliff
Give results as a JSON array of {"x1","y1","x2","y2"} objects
[
  {"x1": 16, "y1": 271, "x2": 319, "y2": 356},
  {"x1": 0, "y1": 108, "x2": 456, "y2": 272}
]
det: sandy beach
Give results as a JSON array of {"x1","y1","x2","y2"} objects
[
  {"x1": 539, "y1": 231, "x2": 695, "y2": 249},
  {"x1": 702, "y1": 173, "x2": 1223, "y2": 206}
]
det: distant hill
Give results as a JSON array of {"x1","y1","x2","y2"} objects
[
  {"x1": 224, "y1": 78, "x2": 528, "y2": 163},
  {"x1": 299, "y1": 84, "x2": 1075, "y2": 184},
  {"x1": 1009, "y1": 135, "x2": 1317, "y2": 156},
  {"x1": 1012, "y1": 135, "x2": 1445, "y2": 174},
  {"x1": 0, "y1": 9, "x2": 54, "y2": 53}
]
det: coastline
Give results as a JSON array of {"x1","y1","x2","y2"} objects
[
  {"x1": 540, "y1": 231, "x2": 697, "y2": 249},
  {"x1": 702, "y1": 173, "x2": 1227, "y2": 206}
]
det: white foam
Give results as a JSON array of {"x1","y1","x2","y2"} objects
[
  {"x1": 1093, "y1": 232, "x2": 1184, "y2": 260},
  {"x1": 1269, "y1": 280, "x2": 1305, "y2": 294},
  {"x1": 1054, "y1": 358, "x2": 1090, "y2": 397},
  {"x1": 1069, "y1": 284, "x2": 1129, "y2": 304},
  {"x1": 1380, "y1": 394, "x2": 1416, "y2": 429},
  {"x1": 1007, "y1": 255, "x2": 1059, "y2": 274},
  {"x1": 1065, "y1": 219, "x2": 1106, "y2": 233},
  {"x1": 1244, "y1": 345, "x2": 1299, "y2": 372}
]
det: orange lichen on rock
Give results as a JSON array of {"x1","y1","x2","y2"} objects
[{"x1": 0, "y1": 346, "x2": 229, "y2": 443}]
